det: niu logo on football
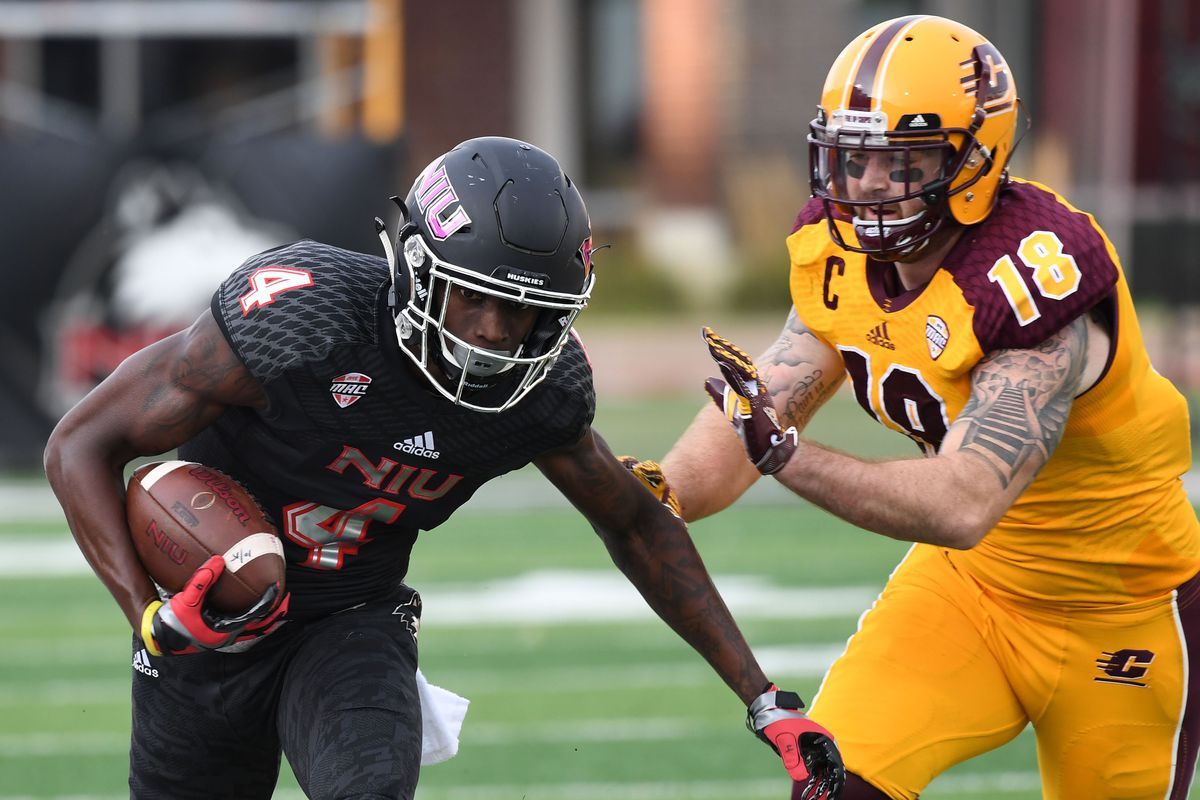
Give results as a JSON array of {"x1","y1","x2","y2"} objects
[
  {"x1": 1095, "y1": 648, "x2": 1155, "y2": 687},
  {"x1": 330, "y1": 372, "x2": 372, "y2": 408},
  {"x1": 866, "y1": 322, "x2": 896, "y2": 350},
  {"x1": 145, "y1": 520, "x2": 188, "y2": 565}
]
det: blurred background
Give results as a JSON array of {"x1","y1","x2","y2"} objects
[
  {"x1": 1, "y1": 0, "x2": 1198, "y2": 467},
  {"x1": 1, "y1": 1, "x2": 1198, "y2": 798}
]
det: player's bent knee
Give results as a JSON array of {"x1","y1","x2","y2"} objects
[{"x1": 299, "y1": 707, "x2": 420, "y2": 800}]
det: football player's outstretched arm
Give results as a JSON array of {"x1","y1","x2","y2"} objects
[
  {"x1": 662, "y1": 308, "x2": 845, "y2": 521},
  {"x1": 536, "y1": 428, "x2": 770, "y2": 702},
  {"x1": 762, "y1": 314, "x2": 1102, "y2": 548},
  {"x1": 43, "y1": 309, "x2": 267, "y2": 630},
  {"x1": 538, "y1": 427, "x2": 845, "y2": 792}
]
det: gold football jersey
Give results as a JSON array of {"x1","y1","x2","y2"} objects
[{"x1": 787, "y1": 178, "x2": 1200, "y2": 604}]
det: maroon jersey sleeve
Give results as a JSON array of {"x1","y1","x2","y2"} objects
[{"x1": 948, "y1": 181, "x2": 1118, "y2": 352}]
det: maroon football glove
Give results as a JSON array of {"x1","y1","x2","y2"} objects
[
  {"x1": 748, "y1": 685, "x2": 844, "y2": 799},
  {"x1": 141, "y1": 555, "x2": 285, "y2": 656},
  {"x1": 703, "y1": 327, "x2": 798, "y2": 475}
]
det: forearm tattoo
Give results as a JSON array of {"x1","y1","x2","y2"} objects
[
  {"x1": 560, "y1": 445, "x2": 760, "y2": 691},
  {"x1": 955, "y1": 316, "x2": 1088, "y2": 488},
  {"x1": 760, "y1": 310, "x2": 839, "y2": 429}
]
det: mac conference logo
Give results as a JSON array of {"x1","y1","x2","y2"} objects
[{"x1": 330, "y1": 372, "x2": 372, "y2": 408}]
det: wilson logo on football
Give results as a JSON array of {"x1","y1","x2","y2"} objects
[
  {"x1": 330, "y1": 372, "x2": 372, "y2": 408},
  {"x1": 926, "y1": 316, "x2": 949, "y2": 360}
]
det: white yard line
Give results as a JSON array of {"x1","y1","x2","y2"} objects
[
  {"x1": 0, "y1": 645, "x2": 848, "y2": 710},
  {"x1": 6, "y1": 467, "x2": 1199, "y2": 526},
  {"x1": 0, "y1": 545, "x2": 882, "y2": 623},
  {"x1": 0, "y1": 469, "x2": 807, "y2": 523}
]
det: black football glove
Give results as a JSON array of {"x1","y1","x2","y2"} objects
[
  {"x1": 141, "y1": 555, "x2": 286, "y2": 656},
  {"x1": 617, "y1": 456, "x2": 683, "y2": 519},
  {"x1": 747, "y1": 685, "x2": 844, "y2": 799},
  {"x1": 703, "y1": 327, "x2": 798, "y2": 475}
]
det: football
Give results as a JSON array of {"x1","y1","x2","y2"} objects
[{"x1": 126, "y1": 460, "x2": 286, "y2": 614}]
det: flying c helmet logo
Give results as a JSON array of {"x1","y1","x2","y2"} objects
[{"x1": 413, "y1": 158, "x2": 471, "y2": 240}]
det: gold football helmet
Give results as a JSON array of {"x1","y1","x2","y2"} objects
[{"x1": 808, "y1": 15, "x2": 1020, "y2": 260}]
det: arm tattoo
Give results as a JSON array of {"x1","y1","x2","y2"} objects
[
  {"x1": 541, "y1": 438, "x2": 762, "y2": 691},
  {"x1": 760, "y1": 309, "x2": 840, "y2": 429},
  {"x1": 136, "y1": 317, "x2": 262, "y2": 441},
  {"x1": 955, "y1": 316, "x2": 1088, "y2": 489}
]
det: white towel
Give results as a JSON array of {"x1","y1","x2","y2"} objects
[{"x1": 417, "y1": 668, "x2": 470, "y2": 765}]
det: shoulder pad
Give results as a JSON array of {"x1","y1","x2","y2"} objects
[
  {"x1": 212, "y1": 240, "x2": 388, "y2": 383},
  {"x1": 790, "y1": 197, "x2": 826, "y2": 234},
  {"x1": 787, "y1": 199, "x2": 851, "y2": 271}
]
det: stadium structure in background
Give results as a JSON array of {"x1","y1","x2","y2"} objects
[{"x1": 0, "y1": 0, "x2": 1196, "y2": 467}]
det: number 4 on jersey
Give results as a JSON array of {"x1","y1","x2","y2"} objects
[{"x1": 239, "y1": 267, "x2": 314, "y2": 315}]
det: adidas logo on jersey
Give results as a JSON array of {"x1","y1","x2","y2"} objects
[
  {"x1": 394, "y1": 431, "x2": 440, "y2": 459},
  {"x1": 330, "y1": 372, "x2": 372, "y2": 408},
  {"x1": 866, "y1": 322, "x2": 896, "y2": 350},
  {"x1": 132, "y1": 648, "x2": 159, "y2": 678}
]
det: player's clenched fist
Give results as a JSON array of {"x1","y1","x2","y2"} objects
[
  {"x1": 142, "y1": 555, "x2": 286, "y2": 656},
  {"x1": 747, "y1": 685, "x2": 844, "y2": 799},
  {"x1": 702, "y1": 327, "x2": 798, "y2": 475}
]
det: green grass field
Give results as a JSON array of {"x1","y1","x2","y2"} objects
[{"x1": 0, "y1": 391, "x2": 1187, "y2": 798}]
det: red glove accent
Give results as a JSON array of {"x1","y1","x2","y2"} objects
[
  {"x1": 166, "y1": 556, "x2": 230, "y2": 648},
  {"x1": 703, "y1": 327, "x2": 798, "y2": 475},
  {"x1": 747, "y1": 685, "x2": 844, "y2": 798},
  {"x1": 148, "y1": 555, "x2": 285, "y2": 655}
]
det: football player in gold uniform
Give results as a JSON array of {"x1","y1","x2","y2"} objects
[{"x1": 645, "y1": 14, "x2": 1200, "y2": 800}]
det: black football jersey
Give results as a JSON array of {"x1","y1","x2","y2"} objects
[{"x1": 180, "y1": 240, "x2": 596, "y2": 619}]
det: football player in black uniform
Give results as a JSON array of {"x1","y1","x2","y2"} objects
[{"x1": 44, "y1": 137, "x2": 843, "y2": 800}]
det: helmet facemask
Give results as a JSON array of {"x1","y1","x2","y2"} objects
[
  {"x1": 379, "y1": 212, "x2": 594, "y2": 414},
  {"x1": 809, "y1": 112, "x2": 986, "y2": 261},
  {"x1": 807, "y1": 17, "x2": 1022, "y2": 262}
]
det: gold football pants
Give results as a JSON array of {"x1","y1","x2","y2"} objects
[{"x1": 809, "y1": 544, "x2": 1199, "y2": 800}]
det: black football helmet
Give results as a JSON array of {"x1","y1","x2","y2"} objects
[{"x1": 378, "y1": 136, "x2": 594, "y2": 412}]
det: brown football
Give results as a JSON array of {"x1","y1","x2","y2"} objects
[{"x1": 126, "y1": 460, "x2": 285, "y2": 614}]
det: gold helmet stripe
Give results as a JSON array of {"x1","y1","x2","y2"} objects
[{"x1": 844, "y1": 15, "x2": 927, "y2": 112}]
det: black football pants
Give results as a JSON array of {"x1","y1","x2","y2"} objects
[{"x1": 129, "y1": 584, "x2": 423, "y2": 799}]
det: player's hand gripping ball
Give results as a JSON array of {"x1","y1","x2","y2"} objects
[{"x1": 126, "y1": 461, "x2": 287, "y2": 654}]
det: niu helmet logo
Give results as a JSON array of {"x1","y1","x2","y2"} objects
[
  {"x1": 414, "y1": 161, "x2": 471, "y2": 240},
  {"x1": 1095, "y1": 649, "x2": 1154, "y2": 687}
]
